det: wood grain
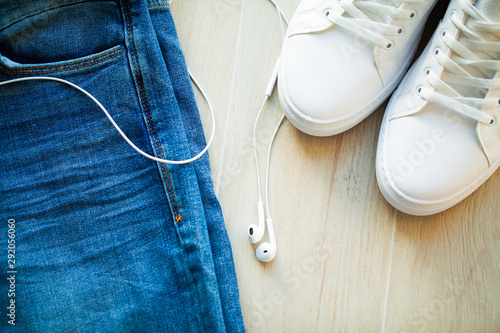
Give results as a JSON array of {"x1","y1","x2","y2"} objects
[{"x1": 170, "y1": 0, "x2": 500, "y2": 331}]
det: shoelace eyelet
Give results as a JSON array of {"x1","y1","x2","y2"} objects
[
  {"x1": 324, "y1": 9, "x2": 331, "y2": 18},
  {"x1": 425, "y1": 68, "x2": 431, "y2": 76},
  {"x1": 489, "y1": 117, "x2": 496, "y2": 127},
  {"x1": 416, "y1": 86, "x2": 423, "y2": 96},
  {"x1": 409, "y1": 11, "x2": 417, "y2": 19},
  {"x1": 397, "y1": 27, "x2": 405, "y2": 35},
  {"x1": 449, "y1": 10, "x2": 456, "y2": 20},
  {"x1": 385, "y1": 42, "x2": 394, "y2": 50},
  {"x1": 434, "y1": 48, "x2": 440, "y2": 56}
]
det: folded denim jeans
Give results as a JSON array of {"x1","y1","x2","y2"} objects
[{"x1": 0, "y1": 0, "x2": 244, "y2": 331}]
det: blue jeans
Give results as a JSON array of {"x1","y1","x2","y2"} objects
[{"x1": 0, "y1": 0, "x2": 244, "y2": 331}]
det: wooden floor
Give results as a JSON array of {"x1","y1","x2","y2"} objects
[{"x1": 170, "y1": 1, "x2": 500, "y2": 331}]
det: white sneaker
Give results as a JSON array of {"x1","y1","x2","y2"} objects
[
  {"x1": 278, "y1": 0, "x2": 438, "y2": 136},
  {"x1": 376, "y1": 0, "x2": 500, "y2": 215}
]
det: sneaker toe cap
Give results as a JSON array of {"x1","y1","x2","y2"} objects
[
  {"x1": 379, "y1": 109, "x2": 489, "y2": 207},
  {"x1": 280, "y1": 30, "x2": 384, "y2": 122}
]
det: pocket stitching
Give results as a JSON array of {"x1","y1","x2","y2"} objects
[
  {"x1": 0, "y1": 46, "x2": 123, "y2": 75},
  {"x1": 147, "y1": 3, "x2": 171, "y2": 8}
]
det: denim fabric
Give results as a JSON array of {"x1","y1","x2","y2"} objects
[{"x1": 0, "y1": 0, "x2": 244, "y2": 331}]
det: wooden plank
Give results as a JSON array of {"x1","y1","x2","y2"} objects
[
  {"x1": 385, "y1": 172, "x2": 500, "y2": 332},
  {"x1": 171, "y1": 0, "x2": 243, "y2": 185}
]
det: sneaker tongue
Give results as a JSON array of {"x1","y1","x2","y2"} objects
[{"x1": 475, "y1": 0, "x2": 500, "y2": 21}]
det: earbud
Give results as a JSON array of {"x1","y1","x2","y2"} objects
[
  {"x1": 249, "y1": 60, "x2": 282, "y2": 261},
  {"x1": 248, "y1": 200, "x2": 266, "y2": 243},
  {"x1": 255, "y1": 218, "x2": 276, "y2": 262},
  {"x1": 248, "y1": 0, "x2": 288, "y2": 264}
]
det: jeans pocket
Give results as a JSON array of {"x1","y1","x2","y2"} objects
[
  {"x1": 0, "y1": 0, "x2": 124, "y2": 75},
  {"x1": 0, "y1": 45, "x2": 124, "y2": 75}
]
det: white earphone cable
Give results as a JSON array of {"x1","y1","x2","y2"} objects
[
  {"x1": 253, "y1": 0, "x2": 288, "y2": 218},
  {"x1": 265, "y1": 113, "x2": 285, "y2": 218},
  {"x1": 268, "y1": 0, "x2": 289, "y2": 31},
  {"x1": 0, "y1": 73, "x2": 215, "y2": 165},
  {"x1": 253, "y1": 99, "x2": 268, "y2": 201},
  {"x1": 249, "y1": 1, "x2": 288, "y2": 261}
]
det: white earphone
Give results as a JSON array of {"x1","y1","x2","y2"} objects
[
  {"x1": 248, "y1": 200, "x2": 266, "y2": 244},
  {"x1": 255, "y1": 218, "x2": 276, "y2": 262},
  {"x1": 248, "y1": 0, "x2": 288, "y2": 262}
]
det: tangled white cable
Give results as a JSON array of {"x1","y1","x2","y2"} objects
[{"x1": 0, "y1": 73, "x2": 215, "y2": 165}]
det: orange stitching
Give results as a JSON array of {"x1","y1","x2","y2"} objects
[
  {"x1": 129, "y1": 35, "x2": 181, "y2": 222},
  {"x1": 0, "y1": 47, "x2": 120, "y2": 71},
  {"x1": 124, "y1": 1, "x2": 164, "y2": 186},
  {"x1": 147, "y1": 3, "x2": 170, "y2": 8},
  {"x1": 125, "y1": 3, "x2": 181, "y2": 224},
  {"x1": 0, "y1": 52, "x2": 123, "y2": 75},
  {"x1": 123, "y1": 0, "x2": 181, "y2": 222}
]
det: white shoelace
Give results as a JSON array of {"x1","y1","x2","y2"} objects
[
  {"x1": 419, "y1": 0, "x2": 500, "y2": 126},
  {"x1": 325, "y1": 0, "x2": 429, "y2": 49}
]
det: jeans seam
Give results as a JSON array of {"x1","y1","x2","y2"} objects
[
  {"x1": 122, "y1": 0, "x2": 182, "y2": 223},
  {"x1": 147, "y1": 4, "x2": 170, "y2": 8},
  {"x1": 0, "y1": 50, "x2": 123, "y2": 75}
]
